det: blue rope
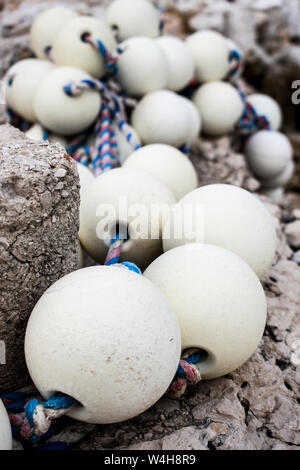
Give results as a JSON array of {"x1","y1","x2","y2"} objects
[
  {"x1": 121, "y1": 262, "x2": 142, "y2": 275},
  {"x1": 25, "y1": 394, "x2": 76, "y2": 430},
  {"x1": 176, "y1": 352, "x2": 203, "y2": 379}
]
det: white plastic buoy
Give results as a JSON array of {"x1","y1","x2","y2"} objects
[
  {"x1": 52, "y1": 16, "x2": 117, "y2": 78},
  {"x1": 163, "y1": 184, "x2": 276, "y2": 279},
  {"x1": 112, "y1": 123, "x2": 141, "y2": 165},
  {"x1": 186, "y1": 30, "x2": 230, "y2": 83},
  {"x1": 247, "y1": 94, "x2": 282, "y2": 131},
  {"x1": 180, "y1": 96, "x2": 202, "y2": 144},
  {"x1": 26, "y1": 123, "x2": 67, "y2": 147},
  {"x1": 156, "y1": 35, "x2": 195, "y2": 92},
  {"x1": 131, "y1": 90, "x2": 191, "y2": 147},
  {"x1": 79, "y1": 168, "x2": 175, "y2": 270},
  {"x1": 30, "y1": 7, "x2": 78, "y2": 60},
  {"x1": 144, "y1": 244, "x2": 267, "y2": 380},
  {"x1": 5, "y1": 59, "x2": 55, "y2": 122},
  {"x1": 117, "y1": 37, "x2": 169, "y2": 96},
  {"x1": 124, "y1": 144, "x2": 198, "y2": 200},
  {"x1": 0, "y1": 399, "x2": 12, "y2": 450},
  {"x1": 105, "y1": 0, "x2": 160, "y2": 41},
  {"x1": 34, "y1": 67, "x2": 101, "y2": 136},
  {"x1": 260, "y1": 187, "x2": 284, "y2": 205},
  {"x1": 77, "y1": 241, "x2": 85, "y2": 269},
  {"x1": 77, "y1": 162, "x2": 95, "y2": 198},
  {"x1": 25, "y1": 266, "x2": 181, "y2": 424},
  {"x1": 261, "y1": 160, "x2": 294, "y2": 190},
  {"x1": 245, "y1": 131, "x2": 293, "y2": 179},
  {"x1": 193, "y1": 81, "x2": 244, "y2": 136}
]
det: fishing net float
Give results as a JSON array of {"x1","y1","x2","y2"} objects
[
  {"x1": 245, "y1": 130, "x2": 293, "y2": 180},
  {"x1": 79, "y1": 167, "x2": 176, "y2": 271},
  {"x1": 144, "y1": 244, "x2": 267, "y2": 380},
  {"x1": 30, "y1": 6, "x2": 78, "y2": 60},
  {"x1": 105, "y1": 0, "x2": 161, "y2": 42},
  {"x1": 123, "y1": 144, "x2": 198, "y2": 200},
  {"x1": 162, "y1": 184, "x2": 277, "y2": 279},
  {"x1": 24, "y1": 266, "x2": 181, "y2": 428},
  {"x1": 5, "y1": 59, "x2": 55, "y2": 123},
  {"x1": 0, "y1": 399, "x2": 12, "y2": 450}
]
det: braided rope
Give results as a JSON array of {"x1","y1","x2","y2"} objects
[
  {"x1": 82, "y1": 34, "x2": 119, "y2": 77},
  {"x1": 236, "y1": 89, "x2": 271, "y2": 140},
  {"x1": 226, "y1": 49, "x2": 243, "y2": 81},
  {"x1": 64, "y1": 78, "x2": 141, "y2": 173},
  {"x1": 167, "y1": 350, "x2": 202, "y2": 399},
  {"x1": 2, "y1": 392, "x2": 76, "y2": 443},
  {"x1": 104, "y1": 232, "x2": 142, "y2": 274}
]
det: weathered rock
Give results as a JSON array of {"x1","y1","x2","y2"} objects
[
  {"x1": 190, "y1": 136, "x2": 260, "y2": 192},
  {"x1": 0, "y1": 124, "x2": 79, "y2": 392}
]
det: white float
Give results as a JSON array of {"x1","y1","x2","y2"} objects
[
  {"x1": 52, "y1": 16, "x2": 117, "y2": 78},
  {"x1": 144, "y1": 244, "x2": 267, "y2": 379},
  {"x1": 105, "y1": 0, "x2": 160, "y2": 41},
  {"x1": 0, "y1": 399, "x2": 12, "y2": 450},
  {"x1": 186, "y1": 30, "x2": 230, "y2": 82},
  {"x1": 245, "y1": 131, "x2": 293, "y2": 179},
  {"x1": 247, "y1": 94, "x2": 282, "y2": 131},
  {"x1": 156, "y1": 35, "x2": 195, "y2": 92},
  {"x1": 34, "y1": 66, "x2": 101, "y2": 136},
  {"x1": 260, "y1": 160, "x2": 294, "y2": 190},
  {"x1": 30, "y1": 7, "x2": 78, "y2": 60},
  {"x1": 193, "y1": 81, "x2": 244, "y2": 136},
  {"x1": 124, "y1": 144, "x2": 198, "y2": 200},
  {"x1": 131, "y1": 90, "x2": 191, "y2": 147},
  {"x1": 5, "y1": 59, "x2": 55, "y2": 122},
  {"x1": 76, "y1": 162, "x2": 95, "y2": 198},
  {"x1": 180, "y1": 96, "x2": 202, "y2": 144},
  {"x1": 25, "y1": 266, "x2": 181, "y2": 424},
  {"x1": 117, "y1": 37, "x2": 169, "y2": 96},
  {"x1": 247, "y1": 93, "x2": 282, "y2": 131},
  {"x1": 162, "y1": 184, "x2": 277, "y2": 279},
  {"x1": 79, "y1": 167, "x2": 175, "y2": 270},
  {"x1": 26, "y1": 123, "x2": 67, "y2": 147},
  {"x1": 260, "y1": 187, "x2": 284, "y2": 205}
]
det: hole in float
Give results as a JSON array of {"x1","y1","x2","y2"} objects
[
  {"x1": 182, "y1": 348, "x2": 209, "y2": 364},
  {"x1": 109, "y1": 221, "x2": 130, "y2": 243},
  {"x1": 47, "y1": 390, "x2": 84, "y2": 410},
  {"x1": 7, "y1": 76, "x2": 14, "y2": 87},
  {"x1": 80, "y1": 32, "x2": 91, "y2": 43},
  {"x1": 44, "y1": 45, "x2": 52, "y2": 56}
]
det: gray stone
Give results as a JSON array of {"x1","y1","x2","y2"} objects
[{"x1": 0, "y1": 124, "x2": 79, "y2": 392}]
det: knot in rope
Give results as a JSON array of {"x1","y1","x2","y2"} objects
[
  {"x1": 236, "y1": 90, "x2": 270, "y2": 140},
  {"x1": 167, "y1": 349, "x2": 202, "y2": 399},
  {"x1": 64, "y1": 78, "x2": 141, "y2": 175},
  {"x1": 6, "y1": 393, "x2": 75, "y2": 442}
]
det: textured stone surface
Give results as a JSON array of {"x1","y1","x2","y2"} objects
[{"x1": 0, "y1": 124, "x2": 80, "y2": 392}]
